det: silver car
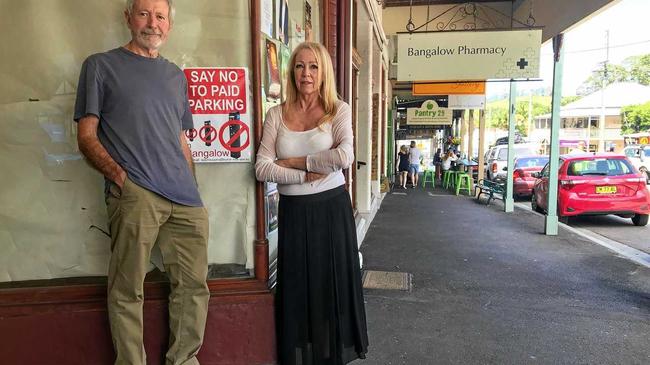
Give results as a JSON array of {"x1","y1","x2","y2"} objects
[{"x1": 485, "y1": 144, "x2": 539, "y2": 181}]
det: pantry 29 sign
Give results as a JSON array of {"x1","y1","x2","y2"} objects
[{"x1": 183, "y1": 67, "x2": 251, "y2": 162}]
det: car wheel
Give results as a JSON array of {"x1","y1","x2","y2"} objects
[
  {"x1": 632, "y1": 214, "x2": 649, "y2": 226},
  {"x1": 639, "y1": 167, "x2": 650, "y2": 184},
  {"x1": 531, "y1": 191, "x2": 544, "y2": 213}
]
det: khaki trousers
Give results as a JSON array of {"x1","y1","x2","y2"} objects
[{"x1": 106, "y1": 177, "x2": 210, "y2": 365}]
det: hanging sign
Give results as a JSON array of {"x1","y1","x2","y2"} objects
[
  {"x1": 406, "y1": 100, "x2": 452, "y2": 125},
  {"x1": 412, "y1": 81, "x2": 485, "y2": 95},
  {"x1": 397, "y1": 29, "x2": 542, "y2": 81},
  {"x1": 183, "y1": 67, "x2": 251, "y2": 162},
  {"x1": 448, "y1": 94, "x2": 486, "y2": 109}
]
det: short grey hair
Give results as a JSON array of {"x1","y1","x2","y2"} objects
[{"x1": 126, "y1": 0, "x2": 175, "y2": 23}]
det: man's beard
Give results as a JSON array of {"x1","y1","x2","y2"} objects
[{"x1": 133, "y1": 31, "x2": 165, "y2": 50}]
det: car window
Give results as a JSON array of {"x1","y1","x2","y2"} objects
[
  {"x1": 644, "y1": 149, "x2": 650, "y2": 158},
  {"x1": 624, "y1": 148, "x2": 636, "y2": 158},
  {"x1": 515, "y1": 157, "x2": 549, "y2": 168},
  {"x1": 567, "y1": 158, "x2": 635, "y2": 176},
  {"x1": 497, "y1": 146, "x2": 535, "y2": 160}
]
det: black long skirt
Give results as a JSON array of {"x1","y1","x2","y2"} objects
[{"x1": 276, "y1": 185, "x2": 369, "y2": 365}]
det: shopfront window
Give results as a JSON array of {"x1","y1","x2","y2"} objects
[{"x1": 0, "y1": 1, "x2": 255, "y2": 285}]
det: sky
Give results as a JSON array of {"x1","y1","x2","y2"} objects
[{"x1": 487, "y1": 0, "x2": 650, "y2": 97}]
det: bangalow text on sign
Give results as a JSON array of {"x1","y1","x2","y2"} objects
[{"x1": 183, "y1": 67, "x2": 252, "y2": 162}]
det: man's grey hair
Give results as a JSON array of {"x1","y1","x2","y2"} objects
[{"x1": 126, "y1": 0, "x2": 175, "y2": 23}]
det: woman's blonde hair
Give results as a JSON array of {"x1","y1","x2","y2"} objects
[
  {"x1": 400, "y1": 145, "x2": 408, "y2": 153},
  {"x1": 283, "y1": 42, "x2": 339, "y2": 126}
]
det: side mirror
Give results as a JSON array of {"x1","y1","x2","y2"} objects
[
  {"x1": 531, "y1": 172, "x2": 540, "y2": 178},
  {"x1": 502, "y1": 166, "x2": 508, "y2": 171}
]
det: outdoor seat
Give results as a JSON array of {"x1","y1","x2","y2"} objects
[
  {"x1": 455, "y1": 172, "x2": 472, "y2": 196},
  {"x1": 422, "y1": 168, "x2": 435, "y2": 188},
  {"x1": 442, "y1": 170, "x2": 456, "y2": 189}
]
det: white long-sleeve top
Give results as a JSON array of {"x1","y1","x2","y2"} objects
[{"x1": 255, "y1": 100, "x2": 354, "y2": 195}]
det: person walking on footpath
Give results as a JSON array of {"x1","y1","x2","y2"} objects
[
  {"x1": 255, "y1": 41, "x2": 369, "y2": 365},
  {"x1": 408, "y1": 141, "x2": 422, "y2": 188},
  {"x1": 396, "y1": 145, "x2": 410, "y2": 189},
  {"x1": 74, "y1": 0, "x2": 210, "y2": 363}
]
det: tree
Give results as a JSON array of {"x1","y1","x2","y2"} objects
[
  {"x1": 486, "y1": 96, "x2": 551, "y2": 135},
  {"x1": 627, "y1": 54, "x2": 650, "y2": 86},
  {"x1": 577, "y1": 63, "x2": 629, "y2": 95},
  {"x1": 576, "y1": 53, "x2": 650, "y2": 95},
  {"x1": 561, "y1": 95, "x2": 582, "y2": 106},
  {"x1": 621, "y1": 101, "x2": 650, "y2": 135}
]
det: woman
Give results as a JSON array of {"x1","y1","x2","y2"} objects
[
  {"x1": 433, "y1": 148, "x2": 443, "y2": 179},
  {"x1": 396, "y1": 145, "x2": 409, "y2": 189},
  {"x1": 442, "y1": 150, "x2": 458, "y2": 172},
  {"x1": 255, "y1": 42, "x2": 368, "y2": 365}
]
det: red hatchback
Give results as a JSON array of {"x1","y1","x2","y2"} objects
[
  {"x1": 513, "y1": 155, "x2": 549, "y2": 197},
  {"x1": 531, "y1": 154, "x2": 650, "y2": 226}
]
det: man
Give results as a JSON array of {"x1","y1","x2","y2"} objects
[
  {"x1": 74, "y1": 1, "x2": 209, "y2": 364},
  {"x1": 408, "y1": 141, "x2": 422, "y2": 188}
]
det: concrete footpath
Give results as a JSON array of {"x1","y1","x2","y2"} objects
[{"x1": 359, "y1": 185, "x2": 650, "y2": 365}]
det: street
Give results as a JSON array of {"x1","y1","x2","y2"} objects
[{"x1": 361, "y1": 187, "x2": 650, "y2": 365}]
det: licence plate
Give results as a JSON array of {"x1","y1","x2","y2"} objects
[{"x1": 596, "y1": 186, "x2": 617, "y2": 194}]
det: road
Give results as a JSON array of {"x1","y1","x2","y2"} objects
[{"x1": 568, "y1": 214, "x2": 650, "y2": 254}]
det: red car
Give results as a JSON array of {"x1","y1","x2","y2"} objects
[
  {"x1": 531, "y1": 154, "x2": 650, "y2": 226},
  {"x1": 513, "y1": 155, "x2": 549, "y2": 197}
]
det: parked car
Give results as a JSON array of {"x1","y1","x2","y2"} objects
[
  {"x1": 623, "y1": 145, "x2": 650, "y2": 183},
  {"x1": 531, "y1": 154, "x2": 650, "y2": 226},
  {"x1": 512, "y1": 155, "x2": 549, "y2": 197},
  {"x1": 485, "y1": 143, "x2": 539, "y2": 181}
]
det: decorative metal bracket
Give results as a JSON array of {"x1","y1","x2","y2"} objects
[{"x1": 406, "y1": 1, "x2": 536, "y2": 33}]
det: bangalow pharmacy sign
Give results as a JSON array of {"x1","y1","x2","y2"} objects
[
  {"x1": 406, "y1": 100, "x2": 452, "y2": 125},
  {"x1": 397, "y1": 29, "x2": 542, "y2": 81}
]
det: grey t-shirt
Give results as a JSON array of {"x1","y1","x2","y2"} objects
[{"x1": 74, "y1": 47, "x2": 202, "y2": 207}]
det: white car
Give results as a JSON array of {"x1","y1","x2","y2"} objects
[
  {"x1": 485, "y1": 143, "x2": 539, "y2": 181},
  {"x1": 623, "y1": 145, "x2": 650, "y2": 184}
]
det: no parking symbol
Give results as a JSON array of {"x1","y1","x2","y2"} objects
[{"x1": 219, "y1": 119, "x2": 250, "y2": 153}]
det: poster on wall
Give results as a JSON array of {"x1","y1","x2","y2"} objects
[
  {"x1": 280, "y1": 45, "x2": 291, "y2": 100},
  {"x1": 266, "y1": 39, "x2": 281, "y2": 100},
  {"x1": 261, "y1": 0, "x2": 274, "y2": 38},
  {"x1": 266, "y1": 189, "x2": 280, "y2": 234},
  {"x1": 277, "y1": 0, "x2": 289, "y2": 45},
  {"x1": 304, "y1": 1, "x2": 313, "y2": 42},
  {"x1": 183, "y1": 67, "x2": 252, "y2": 162}
]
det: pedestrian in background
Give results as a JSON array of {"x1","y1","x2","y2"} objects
[
  {"x1": 433, "y1": 147, "x2": 443, "y2": 180},
  {"x1": 442, "y1": 150, "x2": 459, "y2": 172},
  {"x1": 408, "y1": 140, "x2": 421, "y2": 188},
  {"x1": 74, "y1": 0, "x2": 210, "y2": 364},
  {"x1": 396, "y1": 145, "x2": 410, "y2": 189},
  {"x1": 255, "y1": 41, "x2": 369, "y2": 365}
]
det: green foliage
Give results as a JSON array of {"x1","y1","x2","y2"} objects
[
  {"x1": 561, "y1": 95, "x2": 582, "y2": 106},
  {"x1": 578, "y1": 64, "x2": 630, "y2": 95},
  {"x1": 486, "y1": 96, "x2": 551, "y2": 134},
  {"x1": 621, "y1": 101, "x2": 650, "y2": 135},
  {"x1": 577, "y1": 53, "x2": 650, "y2": 95}
]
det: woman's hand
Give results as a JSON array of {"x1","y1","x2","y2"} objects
[
  {"x1": 305, "y1": 172, "x2": 327, "y2": 182},
  {"x1": 275, "y1": 157, "x2": 307, "y2": 170}
]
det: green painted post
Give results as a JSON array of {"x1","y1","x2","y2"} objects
[
  {"x1": 545, "y1": 34, "x2": 565, "y2": 235},
  {"x1": 504, "y1": 81, "x2": 517, "y2": 212}
]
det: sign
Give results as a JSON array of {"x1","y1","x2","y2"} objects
[
  {"x1": 397, "y1": 29, "x2": 542, "y2": 81},
  {"x1": 406, "y1": 100, "x2": 452, "y2": 125},
  {"x1": 184, "y1": 67, "x2": 251, "y2": 162},
  {"x1": 448, "y1": 94, "x2": 486, "y2": 109},
  {"x1": 412, "y1": 81, "x2": 485, "y2": 95}
]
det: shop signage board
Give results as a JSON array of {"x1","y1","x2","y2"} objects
[
  {"x1": 412, "y1": 81, "x2": 485, "y2": 95},
  {"x1": 397, "y1": 29, "x2": 542, "y2": 81},
  {"x1": 183, "y1": 67, "x2": 251, "y2": 162},
  {"x1": 448, "y1": 94, "x2": 486, "y2": 109},
  {"x1": 406, "y1": 100, "x2": 452, "y2": 125}
]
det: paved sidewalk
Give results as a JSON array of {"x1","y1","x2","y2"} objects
[{"x1": 359, "y1": 185, "x2": 650, "y2": 365}]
